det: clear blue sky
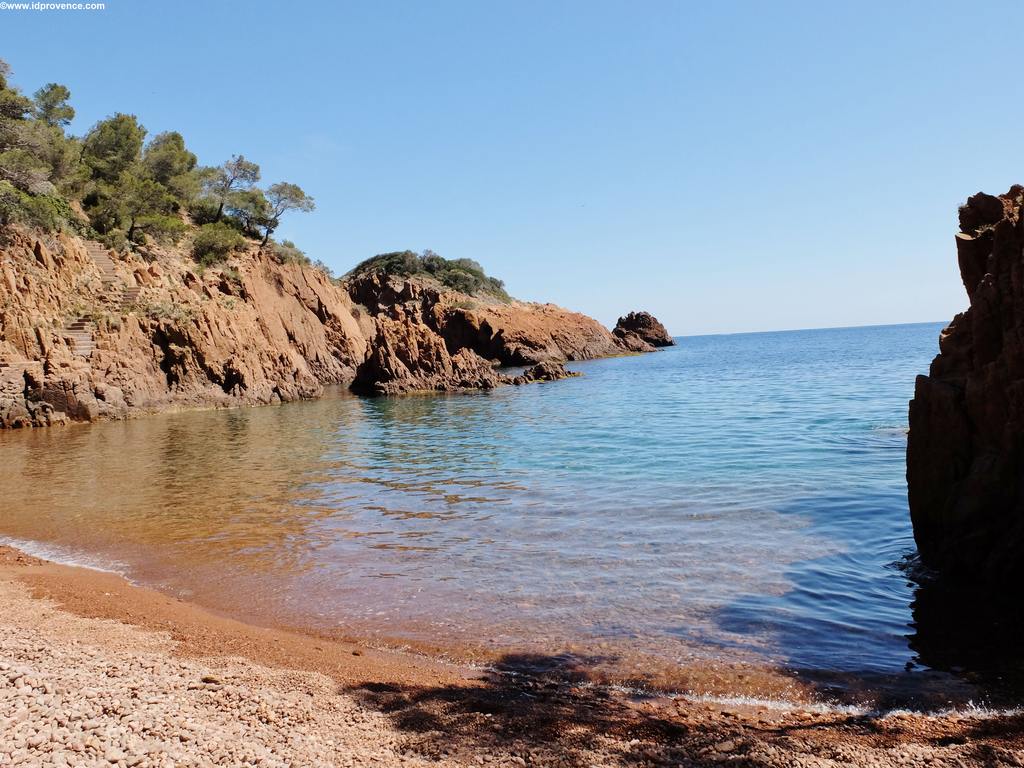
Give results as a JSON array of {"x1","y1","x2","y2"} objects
[{"x1": 3, "y1": 1, "x2": 1020, "y2": 334}]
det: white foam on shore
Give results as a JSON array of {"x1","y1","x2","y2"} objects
[
  {"x1": 676, "y1": 692, "x2": 1024, "y2": 720},
  {"x1": 595, "y1": 684, "x2": 1024, "y2": 720},
  {"x1": 0, "y1": 536, "x2": 130, "y2": 579},
  {"x1": 678, "y1": 691, "x2": 871, "y2": 716}
]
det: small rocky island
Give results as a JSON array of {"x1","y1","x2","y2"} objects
[{"x1": 908, "y1": 186, "x2": 1024, "y2": 584}]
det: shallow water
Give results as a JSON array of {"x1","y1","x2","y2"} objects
[{"x1": 0, "y1": 321, "x2": 991, "y2": 693}]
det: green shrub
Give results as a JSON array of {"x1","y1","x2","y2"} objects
[
  {"x1": 192, "y1": 222, "x2": 245, "y2": 266},
  {"x1": 347, "y1": 249, "x2": 510, "y2": 300},
  {"x1": 137, "y1": 214, "x2": 187, "y2": 243},
  {"x1": 101, "y1": 228, "x2": 128, "y2": 252},
  {"x1": 0, "y1": 181, "x2": 72, "y2": 232},
  {"x1": 188, "y1": 197, "x2": 220, "y2": 226},
  {"x1": 273, "y1": 239, "x2": 310, "y2": 266}
]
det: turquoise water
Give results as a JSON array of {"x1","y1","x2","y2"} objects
[{"x1": 0, "y1": 321, "x2": 949, "y2": 687}]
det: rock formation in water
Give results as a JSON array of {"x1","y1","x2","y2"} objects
[
  {"x1": 613, "y1": 311, "x2": 675, "y2": 350},
  {"x1": 0, "y1": 228, "x2": 666, "y2": 426},
  {"x1": 907, "y1": 186, "x2": 1024, "y2": 584},
  {"x1": 350, "y1": 303, "x2": 503, "y2": 396},
  {"x1": 346, "y1": 268, "x2": 652, "y2": 394},
  {"x1": 509, "y1": 361, "x2": 580, "y2": 386}
]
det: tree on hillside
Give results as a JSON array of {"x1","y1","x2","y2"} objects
[
  {"x1": 81, "y1": 113, "x2": 146, "y2": 183},
  {"x1": 143, "y1": 132, "x2": 195, "y2": 184},
  {"x1": 32, "y1": 83, "x2": 74, "y2": 127},
  {"x1": 0, "y1": 63, "x2": 53, "y2": 194},
  {"x1": 0, "y1": 87, "x2": 32, "y2": 121},
  {"x1": 202, "y1": 154, "x2": 260, "y2": 222},
  {"x1": 115, "y1": 169, "x2": 173, "y2": 241},
  {"x1": 259, "y1": 182, "x2": 314, "y2": 245},
  {"x1": 142, "y1": 131, "x2": 199, "y2": 202},
  {"x1": 225, "y1": 187, "x2": 270, "y2": 238}
]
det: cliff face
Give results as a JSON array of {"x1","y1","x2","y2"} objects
[
  {"x1": 348, "y1": 271, "x2": 627, "y2": 367},
  {"x1": 1, "y1": 230, "x2": 368, "y2": 427},
  {"x1": 346, "y1": 271, "x2": 640, "y2": 395},
  {"x1": 1, "y1": 229, "x2": 668, "y2": 424},
  {"x1": 907, "y1": 186, "x2": 1024, "y2": 583}
]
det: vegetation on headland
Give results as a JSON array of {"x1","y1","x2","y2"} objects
[
  {"x1": 0, "y1": 59, "x2": 315, "y2": 268},
  {"x1": 348, "y1": 250, "x2": 511, "y2": 301},
  {"x1": 0, "y1": 59, "x2": 504, "y2": 294}
]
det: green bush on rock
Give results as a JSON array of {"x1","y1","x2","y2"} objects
[
  {"x1": 347, "y1": 249, "x2": 510, "y2": 300},
  {"x1": 192, "y1": 222, "x2": 245, "y2": 265},
  {"x1": 0, "y1": 180, "x2": 73, "y2": 231}
]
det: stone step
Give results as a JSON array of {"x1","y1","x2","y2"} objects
[{"x1": 63, "y1": 308, "x2": 95, "y2": 357}]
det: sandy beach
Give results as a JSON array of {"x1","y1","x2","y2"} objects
[{"x1": 1, "y1": 546, "x2": 1022, "y2": 768}]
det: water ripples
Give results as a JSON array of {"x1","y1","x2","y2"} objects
[{"x1": 0, "y1": 322, "x2": 951, "y2": 683}]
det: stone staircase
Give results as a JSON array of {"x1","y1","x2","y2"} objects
[
  {"x1": 63, "y1": 317, "x2": 95, "y2": 358},
  {"x1": 61, "y1": 241, "x2": 143, "y2": 359},
  {"x1": 85, "y1": 241, "x2": 119, "y2": 289}
]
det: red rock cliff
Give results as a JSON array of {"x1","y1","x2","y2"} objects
[
  {"x1": 908, "y1": 186, "x2": 1024, "y2": 583},
  {"x1": 0, "y1": 230, "x2": 367, "y2": 426},
  {"x1": 1, "y1": 229, "x2": 670, "y2": 423}
]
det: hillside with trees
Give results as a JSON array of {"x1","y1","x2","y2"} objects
[
  {"x1": 0, "y1": 58, "x2": 655, "y2": 428},
  {"x1": 0, "y1": 59, "x2": 315, "y2": 265}
]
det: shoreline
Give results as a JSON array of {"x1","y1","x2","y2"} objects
[
  {"x1": 3, "y1": 546, "x2": 1024, "y2": 766},
  {"x1": 0, "y1": 535, "x2": 982, "y2": 713}
]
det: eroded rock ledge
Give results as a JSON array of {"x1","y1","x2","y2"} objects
[
  {"x1": 908, "y1": 186, "x2": 1024, "y2": 584},
  {"x1": 0, "y1": 230, "x2": 670, "y2": 425}
]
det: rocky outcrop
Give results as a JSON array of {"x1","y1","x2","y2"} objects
[
  {"x1": 351, "y1": 305, "x2": 501, "y2": 395},
  {"x1": 1, "y1": 229, "x2": 666, "y2": 424},
  {"x1": 347, "y1": 271, "x2": 627, "y2": 366},
  {"x1": 0, "y1": 229, "x2": 368, "y2": 427},
  {"x1": 439, "y1": 303, "x2": 625, "y2": 365},
  {"x1": 907, "y1": 186, "x2": 1024, "y2": 584},
  {"x1": 509, "y1": 361, "x2": 580, "y2": 386},
  {"x1": 344, "y1": 271, "x2": 663, "y2": 395},
  {"x1": 613, "y1": 311, "x2": 674, "y2": 349}
]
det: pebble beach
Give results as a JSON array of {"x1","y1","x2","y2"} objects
[{"x1": 3, "y1": 547, "x2": 1024, "y2": 768}]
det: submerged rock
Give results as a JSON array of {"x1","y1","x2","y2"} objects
[
  {"x1": 509, "y1": 361, "x2": 581, "y2": 386},
  {"x1": 613, "y1": 311, "x2": 674, "y2": 349},
  {"x1": 907, "y1": 185, "x2": 1024, "y2": 584}
]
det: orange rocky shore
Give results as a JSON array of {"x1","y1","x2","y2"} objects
[
  {"x1": 0, "y1": 227, "x2": 671, "y2": 427},
  {"x1": 2, "y1": 544, "x2": 1024, "y2": 767}
]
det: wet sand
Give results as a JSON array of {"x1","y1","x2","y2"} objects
[{"x1": 2, "y1": 546, "x2": 1024, "y2": 767}]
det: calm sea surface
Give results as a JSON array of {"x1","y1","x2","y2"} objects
[{"x1": 0, "y1": 322, "x2": 960, "y2": 689}]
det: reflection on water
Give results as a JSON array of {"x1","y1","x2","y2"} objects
[{"x1": 3, "y1": 321, "x2": 1012, "y2": 694}]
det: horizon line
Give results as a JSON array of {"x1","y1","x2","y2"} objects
[{"x1": 673, "y1": 319, "x2": 947, "y2": 339}]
